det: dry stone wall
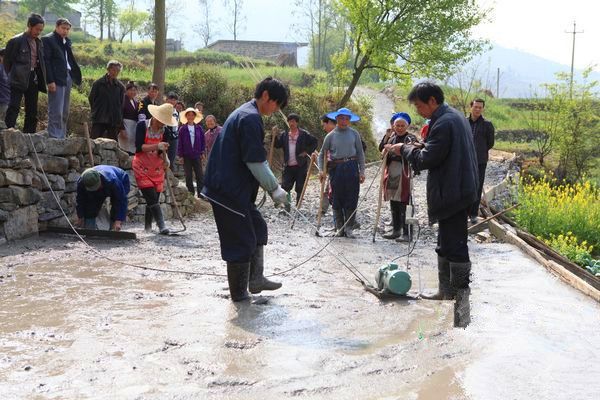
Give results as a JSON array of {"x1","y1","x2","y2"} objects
[{"x1": 0, "y1": 129, "x2": 200, "y2": 244}]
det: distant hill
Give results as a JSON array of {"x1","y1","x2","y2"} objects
[{"x1": 465, "y1": 44, "x2": 600, "y2": 98}]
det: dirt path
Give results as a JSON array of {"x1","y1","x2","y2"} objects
[{"x1": 1, "y1": 91, "x2": 599, "y2": 399}]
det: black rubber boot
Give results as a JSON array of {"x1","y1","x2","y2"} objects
[
  {"x1": 333, "y1": 209, "x2": 345, "y2": 237},
  {"x1": 149, "y1": 204, "x2": 170, "y2": 235},
  {"x1": 383, "y1": 203, "x2": 401, "y2": 239},
  {"x1": 249, "y1": 245, "x2": 282, "y2": 294},
  {"x1": 398, "y1": 204, "x2": 410, "y2": 242},
  {"x1": 144, "y1": 207, "x2": 153, "y2": 232},
  {"x1": 450, "y1": 261, "x2": 472, "y2": 327},
  {"x1": 421, "y1": 256, "x2": 454, "y2": 300},
  {"x1": 344, "y1": 209, "x2": 357, "y2": 239},
  {"x1": 226, "y1": 262, "x2": 250, "y2": 302}
]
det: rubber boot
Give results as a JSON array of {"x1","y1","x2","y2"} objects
[
  {"x1": 249, "y1": 245, "x2": 282, "y2": 294},
  {"x1": 344, "y1": 209, "x2": 357, "y2": 239},
  {"x1": 226, "y1": 262, "x2": 250, "y2": 302},
  {"x1": 383, "y1": 203, "x2": 401, "y2": 239},
  {"x1": 421, "y1": 256, "x2": 454, "y2": 300},
  {"x1": 149, "y1": 204, "x2": 170, "y2": 235},
  {"x1": 144, "y1": 207, "x2": 153, "y2": 232},
  {"x1": 396, "y1": 204, "x2": 409, "y2": 242},
  {"x1": 333, "y1": 209, "x2": 345, "y2": 237},
  {"x1": 450, "y1": 261, "x2": 472, "y2": 327}
]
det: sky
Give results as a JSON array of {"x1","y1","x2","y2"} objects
[{"x1": 128, "y1": 0, "x2": 600, "y2": 71}]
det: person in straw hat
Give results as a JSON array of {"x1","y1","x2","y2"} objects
[
  {"x1": 177, "y1": 107, "x2": 205, "y2": 197},
  {"x1": 75, "y1": 165, "x2": 130, "y2": 231},
  {"x1": 133, "y1": 103, "x2": 177, "y2": 235},
  {"x1": 317, "y1": 107, "x2": 366, "y2": 239}
]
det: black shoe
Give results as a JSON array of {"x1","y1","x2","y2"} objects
[
  {"x1": 249, "y1": 245, "x2": 282, "y2": 294},
  {"x1": 333, "y1": 209, "x2": 345, "y2": 237},
  {"x1": 421, "y1": 256, "x2": 454, "y2": 300},
  {"x1": 226, "y1": 262, "x2": 250, "y2": 302},
  {"x1": 383, "y1": 230, "x2": 401, "y2": 239}
]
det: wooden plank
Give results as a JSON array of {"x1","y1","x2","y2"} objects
[{"x1": 44, "y1": 226, "x2": 137, "y2": 240}]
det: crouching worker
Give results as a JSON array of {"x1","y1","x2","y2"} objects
[
  {"x1": 133, "y1": 103, "x2": 176, "y2": 235},
  {"x1": 202, "y1": 77, "x2": 290, "y2": 302},
  {"x1": 75, "y1": 165, "x2": 130, "y2": 231}
]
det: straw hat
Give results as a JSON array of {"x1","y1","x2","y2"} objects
[
  {"x1": 179, "y1": 107, "x2": 204, "y2": 124},
  {"x1": 148, "y1": 103, "x2": 178, "y2": 126}
]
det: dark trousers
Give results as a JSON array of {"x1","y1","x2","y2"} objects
[
  {"x1": 167, "y1": 137, "x2": 177, "y2": 171},
  {"x1": 141, "y1": 187, "x2": 160, "y2": 207},
  {"x1": 329, "y1": 160, "x2": 359, "y2": 211},
  {"x1": 183, "y1": 157, "x2": 203, "y2": 196},
  {"x1": 91, "y1": 123, "x2": 120, "y2": 140},
  {"x1": 390, "y1": 200, "x2": 408, "y2": 233},
  {"x1": 470, "y1": 163, "x2": 487, "y2": 217},
  {"x1": 211, "y1": 200, "x2": 268, "y2": 263},
  {"x1": 436, "y1": 207, "x2": 470, "y2": 263},
  {"x1": 5, "y1": 71, "x2": 39, "y2": 133},
  {"x1": 282, "y1": 164, "x2": 308, "y2": 202}
]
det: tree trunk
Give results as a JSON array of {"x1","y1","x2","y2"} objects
[
  {"x1": 338, "y1": 56, "x2": 368, "y2": 107},
  {"x1": 100, "y1": 1, "x2": 105, "y2": 41},
  {"x1": 153, "y1": 0, "x2": 167, "y2": 98}
]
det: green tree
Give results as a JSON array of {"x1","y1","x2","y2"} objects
[
  {"x1": 333, "y1": 0, "x2": 486, "y2": 107},
  {"x1": 117, "y1": 6, "x2": 148, "y2": 42},
  {"x1": 19, "y1": 0, "x2": 78, "y2": 17},
  {"x1": 83, "y1": 0, "x2": 117, "y2": 41}
]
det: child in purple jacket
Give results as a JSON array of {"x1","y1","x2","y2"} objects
[{"x1": 177, "y1": 108, "x2": 205, "y2": 197}]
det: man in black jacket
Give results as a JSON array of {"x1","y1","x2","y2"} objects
[
  {"x1": 468, "y1": 98, "x2": 495, "y2": 223},
  {"x1": 3, "y1": 13, "x2": 47, "y2": 133},
  {"x1": 394, "y1": 82, "x2": 478, "y2": 300},
  {"x1": 42, "y1": 18, "x2": 82, "y2": 138},
  {"x1": 88, "y1": 60, "x2": 125, "y2": 140},
  {"x1": 274, "y1": 113, "x2": 318, "y2": 211}
]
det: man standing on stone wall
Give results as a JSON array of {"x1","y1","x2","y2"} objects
[
  {"x1": 3, "y1": 13, "x2": 47, "y2": 133},
  {"x1": 42, "y1": 18, "x2": 82, "y2": 139},
  {"x1": 88, "y1": 60, "x2": 125, "y2": 140},
  {"x1": 467, "y1": 98, "x2": 495, "y2": 224}
]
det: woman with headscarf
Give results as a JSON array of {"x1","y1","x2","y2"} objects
[
  {"x1": 119, "y1": 81, "x2": 139, "y2": 154},
  {"x1": 132, "y1": 103, "x2": 177, "y2": 235},
  {"x1": 379, "y1": 112, "x2": 419, "y2": 241}
]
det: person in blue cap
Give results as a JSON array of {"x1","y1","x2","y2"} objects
[
  {"x1": 75, "y1": 165, "x2": 130, "y2": 231},
  {"x1": 317, "y1": 107, "x2": 366, "y2": 238},
  {"x1": 379, "y1": 112, "x2": 420, "y2": 241},
  {"x1": 202, "y1": 77, "x2": 290, "y2": 302}
]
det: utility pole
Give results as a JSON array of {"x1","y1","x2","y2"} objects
[
  {"x1": 565, "y1": 20, "x2": 584, "y2": 98},
  {"x1": 496, "y1": 67, "x2": 500, "y2": 99}
]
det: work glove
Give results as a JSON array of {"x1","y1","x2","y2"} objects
[{"x1": 270, "y1": 185, "x2": 289, "y2": 207}]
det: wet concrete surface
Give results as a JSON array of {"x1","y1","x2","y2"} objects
[{"x1": 2, "y1": 91, "x2": 599, "y2": 398}]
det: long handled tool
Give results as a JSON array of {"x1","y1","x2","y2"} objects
[
  {"x1": 372, "y1": 150, "x2": 388, "y2": 243},
  {"x1": 291, "y1": 153, "x2": 316, "y2": 229},
  {"x1": 161, "y1": 153, "x2": 187, "y2": 234},
  {"x1": 83, "y1": 122, "x2": 94, "y2": 166},
  {"x1": 315, "y1": 156, "x2": 328, "y2": 236},
  {"x1": 257, "y1": 126, "x2": 280, "y2": 209}
]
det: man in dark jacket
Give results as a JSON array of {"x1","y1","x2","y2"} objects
[
  {"x1": 88, "y1": 60, "x2": 125, "y2": 139},
  {"x1": 468, "y1": 98, "x2": 495, "y2": 223},
  {"x1": 395, "y1": 82, "x2": 478, "y2": 300},
  {"x1": 274, "y1": 113, "x2": 318, "y2": 211},
  {"x1": 3, "y1": 13, "x2": 47, "y2": 133},
  {"x1": 42, "y1": 18, "x2": 82, "y2": 138},
  {"x1": 75, "y1": 165, "x2": 130, "y2": 231}
]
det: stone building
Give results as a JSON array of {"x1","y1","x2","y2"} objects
[{"x1": 207, "y1": 40, "x2": 308, "y2": 66}]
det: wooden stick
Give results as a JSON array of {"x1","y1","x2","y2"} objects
[
  {"x1": 468, "y1": 203, "x2": 520, "y2": 232},
  {"x1": 268, "y1": 126, "x2": 278, "y2": 167},
  {"x1": 83, "y1": 122, "x2": 94, "y2": 166},
  {"x1": 291, "y1": 153, "x2": 316, "y2": 229},
  {"x1": 315, "y1": 155, "x2": 328, "y2": 234},
  {"x1": 372, "y1": 150, "x2": 388, "y2": 243},
  {"x1": 162, "y1": 152, "x2": 187, "y2": 233}
]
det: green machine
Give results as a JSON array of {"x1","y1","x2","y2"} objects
[{"x1": 374, "y1": 263, "x2": 412, "y2": 296}]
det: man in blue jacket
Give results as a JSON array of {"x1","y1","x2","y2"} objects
[
  {"x1": 42, "y1": 18, "x2": 82, "y2": 138},
  {"x1": 75, "y1": 165, "x2": 130, "y2": 231},
  {"x1": 394, "y1": 82, "x2": 478, "y2": 300}
]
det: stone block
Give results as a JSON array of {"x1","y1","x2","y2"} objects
[
  {"x1": 65, "y1": 171, "x2": 81, "y2": 183},
  {"x1": 23, "y1": 133, "x2": 46, "y2": 153},
  {"x1": 0, "y1": 130, "x2": 28, "y2": 159},
  {"x1": 0, "y1": 202, "x2": 17, "y2": 211},
  {"x1": 65, "y1": 182, "x2": 78, "y2": 193},
  {"x1": 39, "y1": 190, "x2": 63, "y2": 210},
  {"x1": 94, "y1": 138, "x2": 118, "y2": 151},
  {"x1": 32, "y1": 154, "x2": 69, "y2": 174},
  {"x1": 0, "y1": 169, "x2": 33, "y2": 186},
  {"x1": 46, "y1": 174, "x2": 66, "y2": 191},
  {"x1": 98, "y1": 148, "x2": 118, "y2": 165},
  {"x1": 67, "y1": 156, "x2": 80, "y2": 170},
  {"x1": 3, "y1": 205, "x2": 38, "y2": 240},
  {"x1": 44, "y1": 137, "x2": 88, "y2": 156},
  {"x1": 38, "y1": 210, "x2": 64, "y2": 222},
  {"x1": 117, "y1": 150, "x2": 132, "y2": 169},
  {"x1": 9, "y1": 186, "x2": 41, "y2": 206},
  {"x1": 0, "y1": 209, "x2": 8, "y2": 222}
]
